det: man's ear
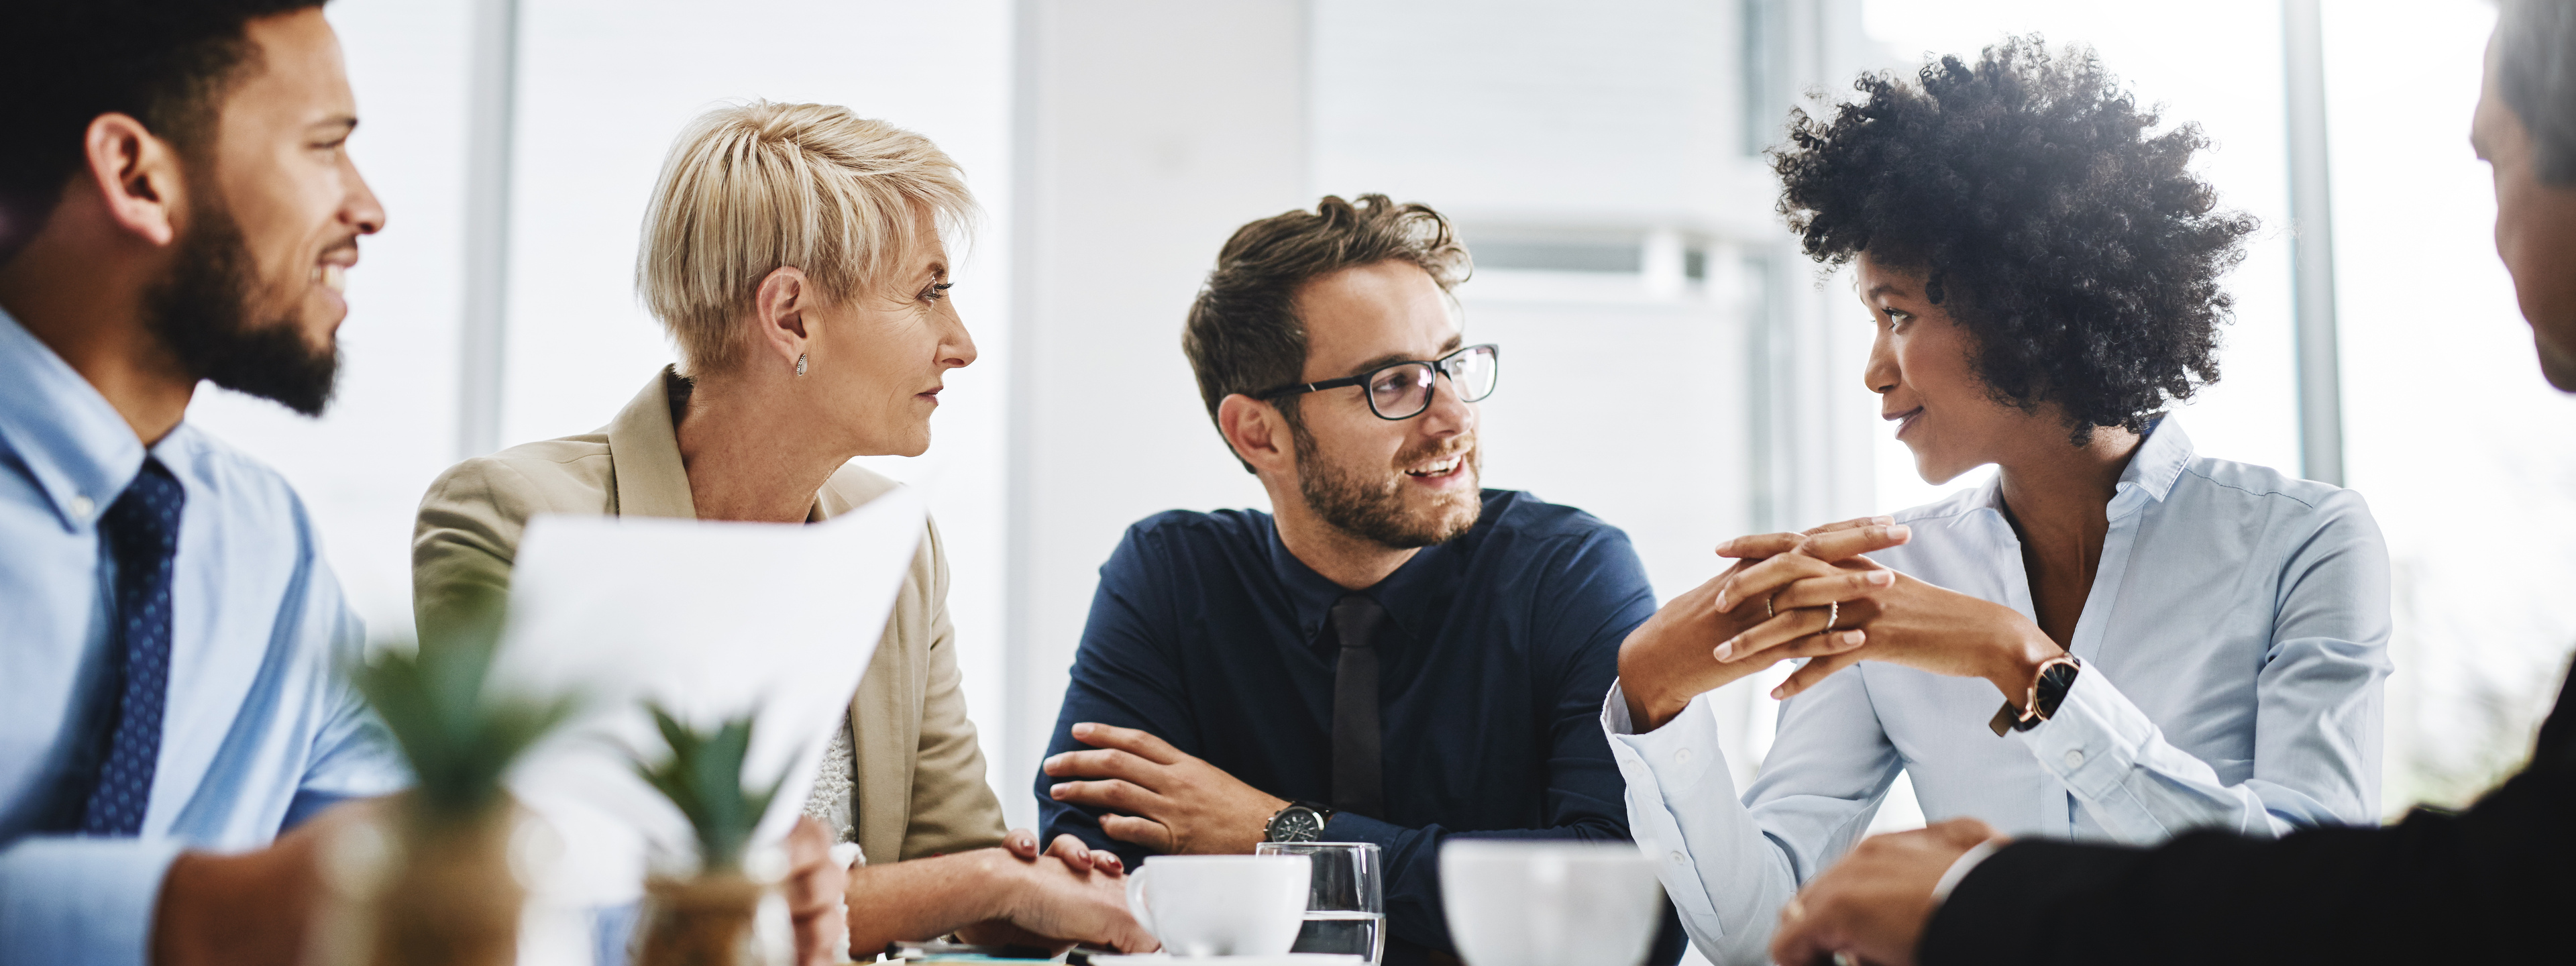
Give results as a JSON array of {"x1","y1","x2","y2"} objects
[
  {"x1": 1218, "y1": 393, "x2": 1294, "y2": 477},
  {"x1": 84, "y1": 113, "x2": 185, "y2": 248},
  {"x1": 751, "y1": 266, "x2": 813, "y2": 370}
]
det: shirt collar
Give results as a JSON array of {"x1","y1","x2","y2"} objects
[
  {"x1": 1957, "y1": 415, "x2": 2194, "y2": 520},
  {"x1": 0, "y1": 307, "x2": 148, "y2": 531},
  {"x1": 1265, "y1": 498, "x2": 1483, "y2": 648},
  {"x1": 2118, "y1": 415, "x2": 2194, "y2": 503}
]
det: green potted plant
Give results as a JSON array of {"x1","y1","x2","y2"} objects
[
  {"x1": 330, "y1": 632, "x2": 577, "y2": 966},
  {"x1": 630, "y1": 703, "x2": 796, "y2": 966}
]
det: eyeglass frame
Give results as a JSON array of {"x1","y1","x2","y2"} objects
[{"x1": 1250, "y1": 343, "x2": 1501, "y2": 421}]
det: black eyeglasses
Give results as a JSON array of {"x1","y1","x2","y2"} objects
[{"x1": 1254, "y1": 343, "x2": 1500, "y2": 421}]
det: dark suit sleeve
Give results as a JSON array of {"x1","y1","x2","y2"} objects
[
  {"x1": 1035, "y1": 527, "x2": 1199, "y2": 866},
  {"x1": 1921, "y1": 672, "x2": 2576, "y2": 966}
]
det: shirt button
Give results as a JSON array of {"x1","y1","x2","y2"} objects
[
  {"x1": 1668, "y1": 851, "x2": 1686, "y2": 864},
  {"x1": 2063, "y1": 749, "x2": 2086, "y2": 769},
  {"x1": 68, "y1": 495, "x2": 95, "y2": 519},
  {"x1": 1674, "y1": 747, "x2": 1693, "y2": 763}
]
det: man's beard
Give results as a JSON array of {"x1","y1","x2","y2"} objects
[
  {"x1": 1289, "y1": 417, "x2": 1483, "y2": 549},
  {"x1": 142, "y1": 199, "x2": 339, "y2": 417}
]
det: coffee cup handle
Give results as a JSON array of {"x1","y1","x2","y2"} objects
[{"x1": 1124, "y1": 864, "x2": 1158, "y2": 940}]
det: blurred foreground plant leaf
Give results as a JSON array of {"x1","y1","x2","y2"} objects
[
  {"x1": 631, "y1": 703, "x2": 788, "y2": 873},
  {"x1": 354, "y1": 624, "x2": 579, "y2": 822}
]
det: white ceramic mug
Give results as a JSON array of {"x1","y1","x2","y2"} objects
[
  {"x1": 1437, "y1": 841, "x2": 1666, "y2": 966},
  {"x1": 1124, "y1": 854, "x2": 1312, "y2": 957}
]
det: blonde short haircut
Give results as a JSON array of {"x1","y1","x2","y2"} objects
[{"x1": 638, "y1": 101, "x2": 977, "y2": 374}]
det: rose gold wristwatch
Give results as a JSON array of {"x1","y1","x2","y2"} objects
[{"x1": 1987, "y1": 654, "x2": 2082, "y2": 737}]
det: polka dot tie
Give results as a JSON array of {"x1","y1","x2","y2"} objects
[{"x1": 78, "y1": 458, "x2": 184, "y2": 837}]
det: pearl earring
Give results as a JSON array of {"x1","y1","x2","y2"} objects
[{"x1": 796, "y1": 353, "x2": 808, "y2": 376}]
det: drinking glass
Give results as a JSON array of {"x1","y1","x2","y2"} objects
[{"x1": 1254, "y1": 841, "x2": 1385, "y2": 963}]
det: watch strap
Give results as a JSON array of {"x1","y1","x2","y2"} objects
[{"x1": 1988, "y1": 655, "x2": 2082, "y2": 737}]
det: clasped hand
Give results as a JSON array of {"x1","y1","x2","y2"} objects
[{"x1": 1620, "y1": 515, "x2": 2065, "y2": 732}]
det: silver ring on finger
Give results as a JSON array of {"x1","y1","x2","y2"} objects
[{"x1": 1823, "y1": 600, "x2": 1839, "y2": 633}]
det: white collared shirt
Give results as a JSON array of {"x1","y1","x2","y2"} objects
[{"x1": 1604, "y1": 417, "x2": 2391, "y2": 965}]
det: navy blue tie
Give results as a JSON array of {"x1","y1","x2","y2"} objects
[{"x1": 78, "y1": 458, "x2": 185, "y2": 836}]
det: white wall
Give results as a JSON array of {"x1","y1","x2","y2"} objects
[
  {"x1": 191, "y1": 0, "x2": 1030, "y2": 804},
  {"x1": 501, "y1": 0, "x2": 1021, "y2": 798},
  {"x1": 1004, "y1": 0, "x2": 1308, "y2": 827},
  {"x1": 996, "y1": 1, "x2": 1879, "y2": 833},
  {"x1": 185, "y1": 0, "x2": 474, "y2": 645},
  {"x1": 2324, "y1": 1, "x2": 2576, "y2": 812},
  {"x1": 1861, "y1": 0, "x2": 2304, "y2": 516}
]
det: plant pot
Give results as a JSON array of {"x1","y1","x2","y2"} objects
[
  {"x1": 633, "y1": 870, "x2": 792, "y2": 966},
  {"x1": 316, "y1": 793, "x2": 529, "y2": 966}
]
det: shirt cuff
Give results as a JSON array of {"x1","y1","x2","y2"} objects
[
  {"x1": 1601, "y1": 682, "x2": 1724, "y2": 791},
  {"x1": 0, "y1": 835, "x2": 188, "y2": 966},
  {"x1": 1603, "y1": 679, "x2": 1638, "y2": 735},
  {"x1": 2021, "y1": 665, "x2": 2155, "y2": 802},
  {"x1": 1929, "y1": 839, "x2": 2003, "y2": 905},
  {"x1": 1599, "y1": 682, "x2": 1729, "y2": 927}
]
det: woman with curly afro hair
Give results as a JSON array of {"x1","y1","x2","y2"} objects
[{"x1": 1605, "y1": 38, "x2": 2392, "y2": 965}]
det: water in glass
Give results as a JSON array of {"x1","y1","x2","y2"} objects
[
  {"x1": 1255, "y1": 841, "x2": 1385, "y2": 963},
  {"x1": 1293, "y1": 910, "x2": 1385, "y2": 961}
]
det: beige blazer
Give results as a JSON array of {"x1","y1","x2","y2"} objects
[{"x1": 411, "y1": 368, "x2": 1007, "y2": 864}]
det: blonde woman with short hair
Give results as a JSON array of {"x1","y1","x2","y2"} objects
[{"x1": 411, "y1": 102, "x2": 1155, "y2": 956}]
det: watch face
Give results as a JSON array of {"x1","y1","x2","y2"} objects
[{"x1": 1269, "y1": 807, "x2": 1324, "y2": 842}]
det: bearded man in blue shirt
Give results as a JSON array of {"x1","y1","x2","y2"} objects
[
  {"x1": 1036, "y1": 195, "x2": 1682, "y2": 965},
  {"x1": 0, "y1": 5, "x2": 405, "y2": 965}
]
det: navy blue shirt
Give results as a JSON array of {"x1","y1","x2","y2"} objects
[{"x1": 1038, "y1": 490, "x2": 1671, "y2": 962}]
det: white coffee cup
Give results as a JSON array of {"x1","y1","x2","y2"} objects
[
  {"x1": 1124, "y1": 854, "x2": 1312, "y2": 957},
  {"x1": 1438, "y1": 841, "x2": 1665, "y2": 966}
]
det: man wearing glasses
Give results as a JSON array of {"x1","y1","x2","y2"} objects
[{"x1": 1036, "y1": 195, "x2": 1680, "y2": 965}]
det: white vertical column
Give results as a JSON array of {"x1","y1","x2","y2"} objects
[
  {"x1": 456, "y1": 0, "x2": 519, "y2": 461},
  {"x1": 1004, "y1": 0, "x2": 1306, "y2": 828},
  {"x1": 2283, "y1": 0, "x2": 2344, "y2": 485}
]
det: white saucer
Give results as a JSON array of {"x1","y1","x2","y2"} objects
[{"x1": 1088, "y1": 957, "x2": 1362, "y2": 966}]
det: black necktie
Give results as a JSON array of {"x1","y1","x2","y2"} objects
[
  {"x1": 1328, "y1": 594, "x2": 1387, "y2": 819},
  {"x1": 70, "y1": 458, "x2": 185, "y2": 835}
]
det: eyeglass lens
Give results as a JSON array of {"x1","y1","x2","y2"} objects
[{"x1": 1364, "y1": 346, "x2": 1498, "y2": 419}]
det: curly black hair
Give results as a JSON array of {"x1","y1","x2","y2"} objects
[{"x1": 1772, "y1": 37, "x2": 2258, "y2": 442}]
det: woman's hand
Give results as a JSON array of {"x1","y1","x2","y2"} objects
[
  {"x1": 982, "y1": 849, "x2": 1159, "y2": 953},
  {"x1": 1616, "y1": 518, "x2": 1911, "y2": 732},
  {"x1": 1721, "y1": 568, "x2": 2065, "y2": 702},
  {"x1": 783, "y1": 816, "x2": 851, "y2": 966},
  {"x1": 1002, "y1": 828, "x2": 1124, "y2": 876}
]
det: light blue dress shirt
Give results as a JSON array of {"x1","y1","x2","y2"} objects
[
  {"x1": 1604, "y1": 418, "x2": 2391, "y2": 965},
  {"x1": 0, "y1": 309, "x2": 405, "y2": 965}
]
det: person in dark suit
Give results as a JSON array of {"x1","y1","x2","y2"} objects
[{"x1": 1766, "y1": 2, "x2": 2576, "y2": 963}]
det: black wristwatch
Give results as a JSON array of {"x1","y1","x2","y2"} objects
[
  {"x1": 1988, "y1": 655, "x2": 2082, "y2": 737},
  {"x1": 1265, "y1": 800, "x2": 1333, "y2": 843}
]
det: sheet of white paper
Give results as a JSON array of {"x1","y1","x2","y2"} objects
[{"x1": 490, "y1": 486, "x2": 923, "y2": 906}]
